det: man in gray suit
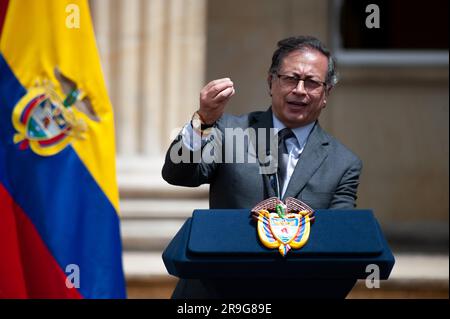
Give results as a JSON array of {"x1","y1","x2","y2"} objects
[
  {"x1": 162, "y1": 36, "x2": 362, "y2": 298},
  {"x1": 162, "y1": 36, "x2": 362, "y2": 211}
]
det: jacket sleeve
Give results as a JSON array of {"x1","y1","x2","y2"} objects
[
  {"x1": 161, "y1": 133, "x2": 219, "y2": 187},
  {"x1": 329, "y1": 157, "x2": 363, "y2": 209}
]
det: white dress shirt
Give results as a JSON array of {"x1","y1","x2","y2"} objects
[
  {"x1": 181, "y1": 122, "x2": 203, "y2": 151},
  {"x1": 272, "y1": 114, "x2": 315, "y2": 197}
]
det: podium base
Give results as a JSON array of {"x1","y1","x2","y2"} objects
[{"x1": 172, "y1": 278, "x2": 357, "y2": 299}]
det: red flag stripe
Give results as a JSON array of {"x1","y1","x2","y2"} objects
[
  {"x1": 0, "y1": 184, "x2": 83, "y2": 299},
  {"x1": 0, "y1": 183, "x2": 28, "y2": 298},
  {"x1": 0, "y1": 0, "x2": 9, "y2": 40}
]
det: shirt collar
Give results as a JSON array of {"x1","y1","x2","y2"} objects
[{"x1": 272, "y1": 113, "x2": 316, "y2": 149}]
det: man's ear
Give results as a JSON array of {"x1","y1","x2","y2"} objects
[{"x1": 322, "y1": 86, "x2": 333, "y2": 108}]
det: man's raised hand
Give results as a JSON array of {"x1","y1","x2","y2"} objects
[{"x1": 198, "y1": 78, "x2": 235, "y2": 124}]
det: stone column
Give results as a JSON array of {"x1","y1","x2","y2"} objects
[
  {"x1": 90, "y1": 0, "x2": 207, "y2": 158},
  {"x1": 141, "y1": 0, "x2": 165, "y2": 156},
  {"x1": 90, "y1": 0, "x2": 111, "y2": 93},
  {"x1": 117, "y1": 0, "x2": 140, "y2": 155}
]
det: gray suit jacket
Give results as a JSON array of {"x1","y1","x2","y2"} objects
[{"x1": 162, "y1": 108, "x2": 362, "y2": 210}]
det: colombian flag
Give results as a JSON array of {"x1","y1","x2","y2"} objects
[{"x1": 0, "y1": 0, "x2": 126, "y2": 298}]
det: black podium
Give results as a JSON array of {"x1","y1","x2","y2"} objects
[{"x1": 162, "y1": 209, "x2": 395, "y2": 299}]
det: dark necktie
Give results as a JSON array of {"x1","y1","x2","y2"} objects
[{"x1": 277, "y1": 128, "x2": 295, "y2": 196}]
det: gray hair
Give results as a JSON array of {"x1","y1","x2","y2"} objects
[{"x1": 269, "y1": 36, "x2": 338, "y2": 88}]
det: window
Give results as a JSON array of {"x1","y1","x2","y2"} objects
[{"x1": 330, "y1": 0, "x2": 449, "y2": 65}]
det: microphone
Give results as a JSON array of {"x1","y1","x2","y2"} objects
[{"x1": 269, "y1": 173, "x2": 281, "y2": 199}]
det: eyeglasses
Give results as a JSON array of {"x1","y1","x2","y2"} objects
[{"x1": 275, "y1": 73, "x2": 326, "y2": 92}]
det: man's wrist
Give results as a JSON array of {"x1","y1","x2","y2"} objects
[
  {"x1": 197, "y1": 110, "x2": 218, "y2": 126},
  {"x1": 191, "y1": 111, "x2": 216, "y2": 135}
]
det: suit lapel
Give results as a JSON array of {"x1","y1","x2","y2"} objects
[{"x1": 283, "y1": 122, "x2": 329, "y2": 199}]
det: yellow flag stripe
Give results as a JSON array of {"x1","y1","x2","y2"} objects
[{"x1": 1, "y1": 0, "x2": 119, "y2": 211}]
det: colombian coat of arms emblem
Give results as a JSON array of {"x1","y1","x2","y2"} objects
[
  {"x1": 252, "y1": 197, "x2": 315, "y2": 256},
  {"x1": 11, "y1": 68, "x2": 99, "y2": 156}
]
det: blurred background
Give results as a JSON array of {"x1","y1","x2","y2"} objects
[{"x1": 89, "y1": 0, "x2": 448, "y2": 298}]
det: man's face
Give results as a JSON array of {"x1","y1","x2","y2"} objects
[{"x1": 269, "y1": 49, "x2": 330, "y2": 128}]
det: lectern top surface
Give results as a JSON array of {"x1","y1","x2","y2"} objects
[{"x1": 187, "y1": 209, "x2": 383, "y2": 256}]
